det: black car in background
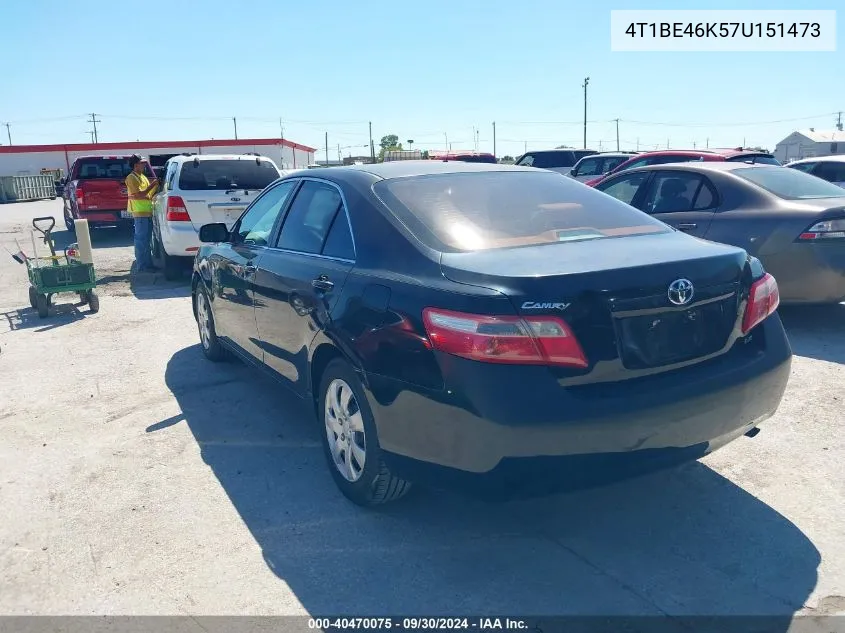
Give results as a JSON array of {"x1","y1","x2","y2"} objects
[
  {"x1": 595, "y1": 162, "x2": 845, "y2": 304},
  {"x1": 514, "y1": 148, "x2": 598, "y2": 175},
  {"x1": 191, "y1": 162, "x2": 791, "y2": 506}
]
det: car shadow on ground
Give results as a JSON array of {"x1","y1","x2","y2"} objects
[
  {"x1": 778, "y1": 303, "x2": 845, "y2": 364},
  {"x1": 1, "y1": 301, "x2": 94, "y2": 332},
  {"x1": 156, "y1": 345, "x2": 820, "y2": 620},
  {"x1": 94, "y1": 270, "x2": 192, "y2": 301},
  {"x1": 51, "y1": 225, "x2": 133, "y2": 251}
]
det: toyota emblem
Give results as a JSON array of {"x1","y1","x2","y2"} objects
[{"x1": 667, "y1": 279, "x2": 694, "y2": 306}]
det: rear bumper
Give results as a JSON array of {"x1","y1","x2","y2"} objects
[
  {"x1": 161, "y1": 221, "x2": 200, "y2": 257},
  {"x1": 76, "y1": 209, "x2": 129, "y2": 224},
  {"x1": 762, "y1": 243, "x2": 845, "y2": 304},
  {"x1": 365, "y1": 314, "x2": 792, "y2": 492}
]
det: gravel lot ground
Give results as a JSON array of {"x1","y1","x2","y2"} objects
[{"x1": 0, "y1": 200, "x2": 843, "y2": 619}]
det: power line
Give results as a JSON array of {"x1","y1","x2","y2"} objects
[{"x1": 618, "y1": 112, "x2": 838, "y2": 128}]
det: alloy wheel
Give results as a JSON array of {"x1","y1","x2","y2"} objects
[{"x1": 324, "y1": 378, "x2": 366, "y2": 482}]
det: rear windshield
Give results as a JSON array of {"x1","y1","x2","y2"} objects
[
  {"x1": 726, "y1": 154, "x2": 781, "y2": 166},
  {"x1": 516, "y1": 151, "x2": 576, "y2": 168},
  {"x1": 449, "y1": 154, "x2": 497, "y2": 164},
  {"x1": 178, "y1": 159, "x2": 279, "y2": 191},
  {"x1": 372, "y1": 171, "x2": 670, "y2": 253},
  {"x1": 735, "y1": 166, "x2": 845, "y2": 199},
  {"x1": 74, "y1": 158, "x2": 154, "y2": 179}
]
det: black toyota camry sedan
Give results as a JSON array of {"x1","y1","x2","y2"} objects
[{"x1": 191, "y1": 161, "x2": 792, "y2": 506}]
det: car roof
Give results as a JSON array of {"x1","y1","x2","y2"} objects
[
  {"x1": 170, "y1": 153, "x2": 272, "y2": 162},
  {"x1": 789, "y1": 155, "x2": 845, "y2": 164},
  {"x1": 619, "y1": 161, "x2": 776, "y2": 175},
  {"x1": 580, "y1": 152, "x2": 634, "y2": 158},
  {"x1": 521, "y1": 148, "x2": 595, "y2": 154},
  {"x1": 338, "y1": 160, "x2": 537, "y2": 180}
]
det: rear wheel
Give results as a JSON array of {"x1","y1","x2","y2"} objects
[
  {"x1": 28, "y1": 286, "x2": 37, "y2": 309},
  {"x1": 318, "y1": 358, "x2": 411, "y2": 506},
  {"x1": 86, "y1": 290, "x2": 99, "y2": 313},
  {"x1": 195, "y1": 286, "x2": 226, "y2": 361},
  {"x1": 64, "y1": 212, "x2": 75, "y2": 232},
  {"x1": 35, "y1": 294, "x2": 49, "y2": 319},
  {"x1": 152, "y1": 223, "x2": 182, "y2": 280}
]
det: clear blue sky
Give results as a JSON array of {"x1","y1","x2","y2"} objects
[{"x1": 1, "y1": 0, "x2": 842, "y2": 159}]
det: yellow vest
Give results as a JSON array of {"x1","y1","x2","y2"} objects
[{"x1": 126, "y1": 172, "x2": 153, "y2": 217}]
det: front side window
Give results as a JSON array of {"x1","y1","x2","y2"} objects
[
  {"x1": 787, "y1": 162, "x2": 817, "y2": 173},
  {"x1": 515, "y1": 154, "x2": 535, "y2": 167},
  {"x1": 596, "y1": 172, "x2": 651, "y2": 206},
  {"x1": 735, "y1": 166, "x2": 845, "y2": 199},
  {"x1": 602, "y1": 156, "x2": 630, "y2": 173},
  {"x1": 812, "y1": 162, "x2": 845, "y2": 184},
  {"x1": 235, "y1": 180, "x2": 296, "y2": 245},
  {"x1": 373, "y1": 171, "x2": 669, "y2": 253},
  {"x1": 574, "y1": 157, "x2": 603, "y2": 177},
  {"x1": 276, "y1": 181, "x2": 344, "y2": 254}
]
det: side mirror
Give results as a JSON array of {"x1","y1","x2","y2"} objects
[
  {"x1": 569, "y1": 168, "x2": 577, "y2": 176},
  {"x1": 199, "y1": 223, "x2": 230, "y2": 243}
]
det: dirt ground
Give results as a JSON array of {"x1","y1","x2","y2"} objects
[{"x1": 1, "y1": 199, "x2": 843, "y2": 619}]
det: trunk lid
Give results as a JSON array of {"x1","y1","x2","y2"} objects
[
  {"x1": 181, "y1": 189, "x2": 261, "y2": 231},
  {"x1": 440, "y1": 231, "x2": 750, "y2": 377}
]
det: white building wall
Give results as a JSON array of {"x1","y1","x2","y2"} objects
[
  {"x1": 774, "y1": 132, "x2": 845, "y2": 163},
  {"x1": 0, "y1": 140, "x2": 316, "y2": 176}
]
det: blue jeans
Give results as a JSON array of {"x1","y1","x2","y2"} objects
[{"x1": 133, "y1": 216, "x2": 153, "y2": 271}]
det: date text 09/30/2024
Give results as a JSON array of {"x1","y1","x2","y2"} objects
[{"x1": 308, "y1": 618, "x2": 529, "y2": 631}]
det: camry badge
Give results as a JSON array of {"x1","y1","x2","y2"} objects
[
  {"x1": 230, "y1": 197, "x2": 241, "y2": 202},
  {"x1": 521, "y1": 301, "x2": 571, "y2": 310},
  {"x1": 667, "y1": 279, "x2": 694, "y2": 306}
]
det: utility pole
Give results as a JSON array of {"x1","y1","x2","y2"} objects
[
  {"x1": 233, "y1": 117, "x2": 238, "y2": 140},
  {"x1": 706, "y1": 137, "x2": 709, "y2": 148},
  {"x1": 369, "y1": 121, "x2": 375, "y2": 162},
  {"x1": 667, "y1": 138, "x2": 670, "y2": 149},
  {"x1": 837, "y1": 111, "x2": 843, "y2": 131},
  {"x1": 492, "y1": 121, "x2": 497, "y2": 158},
  {"x1": 444, "y1": 132, "x2": 448, "y2": 152},
  {"x1": 524, "y1": 140, "x2": 527, "y2": 154},
  {"x1": 693, "y1": 141, "x2": 696, "y2": 149},
  {"x1": 4, "y1": 122, "x2": 11, "y2": 146},
  {"x1": 88, "y1": 113, "x2": 101, "y2": 143},
  {"x1": 599, "y1": 140, "x2": 603, "y2": 151},
  {"x1": 337, "y1": 144, "x2": 341, "y2": 162},
  {"x1": 325, "y1": 132, "x2": 329, "y2": 165},
  {"x1": 636, "y1": 138, "x2": 640, "y2": 151},
  {"x1": 87, "y1": 131, "x2": 95, "y2": 143},
  {"x1": 614, "y1": 118, "x2": 620, "y2": 151},
  {"x1": 582, "y1": 77, "x2": 590, "y2": 148}
]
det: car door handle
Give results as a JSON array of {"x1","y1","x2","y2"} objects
[
  {"x1": 677, "y1": 223, "x2": 698, "y2": 231},
  {"x1": 312, "y1": 276, "x2": 334, "y2": 292}
]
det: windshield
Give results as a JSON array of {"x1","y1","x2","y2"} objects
[
  {"x1": 178, "y1": 159, "x2": 279, "y2": 191},
  {"x1": 735, "y1": 166, "x2": 845, "y2": 199},
  {"x1": 74, "y1": 158, "x2": 154, "y2": 179},
  {"x1": 373, "y1": 171, "x2": 670, "y2": 253}
]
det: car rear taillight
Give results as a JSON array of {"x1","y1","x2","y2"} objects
[
  {"x1": 422, "y1": 308, "x2": 588, "y2": 368},
  {"x1": 797, "y1": 218, "x2": 845, "y2": 241},
  {"x1": 741, "y1": 273, "x2": 780, "y2": 334},
  {"x1": 75, "y1": 188, "x2": 84, "y2": 205},
  {"x1": 166, "y1": 195, "x2": 190, "y2": 222}
]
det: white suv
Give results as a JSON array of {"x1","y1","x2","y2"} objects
[{"x1": 151, "y1": 154, "x2": 281, "y2": 278}]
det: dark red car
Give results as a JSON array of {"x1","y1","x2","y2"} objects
[{"x1": 584, "y1": 148, "x2": 780, "y2": 187}]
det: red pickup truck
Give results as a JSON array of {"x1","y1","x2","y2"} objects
[{"x1": 62, "y1": 155, "x2": 156, "y2": 231}]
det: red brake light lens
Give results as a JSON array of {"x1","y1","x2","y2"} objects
[
  {"x1": 166, "y1": 195, "x2": 190, "y2": 222},
  {"x1": 422, "y1": 308, "x2": 588, "y2": 368},
  {"x1": 742, "y1": 273, "x2": 780, "y2": 334}
]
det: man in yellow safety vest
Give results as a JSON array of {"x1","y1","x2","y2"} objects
[{"x1": 125, "y1": 155, "x2": 159, "y2": 272}]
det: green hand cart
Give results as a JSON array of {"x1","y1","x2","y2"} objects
[{"x1": 26, "y1": 216, "x2": 99, "y2": 318}]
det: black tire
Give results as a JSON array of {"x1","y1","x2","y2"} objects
[
  {"x1": 163, "y1": 253, "x2": 182, "y2": 281},
  {"x1": 78, "y1": 291, "x2": 88, "y2": 305},
  {"x1": 28, "y1": 286, "x2": 37, "y2": 310},
  {"x1": 318, "y1": 358, "x2": 411, "y2": 506},
  {"x1": 36, "y1": 294, "x2": 49, "y2": 319},
  {"x1": 86, "y1": 290, "x2": 100, "y2": 313},
  {"x1": 195, "y1": 286, "x2": 226, "y2": 361},
  {"x1": 65, "y1": 213, "x2": 76, "y2": 233}
]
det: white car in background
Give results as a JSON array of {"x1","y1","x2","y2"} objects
[
  {"x1": 151, "y1": 154, "x2": 281, "y2": 278},
  {"x1": 786, "y1": 155, "x2": 845, "y2": 188}
]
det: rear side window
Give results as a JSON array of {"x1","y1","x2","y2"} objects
[
  {"x1": 373, "y1": 171, "x2": 669, "y2": 253},
  {"x1": 603, "y1": 156, "x2": 630, "y2": 172},
  {"x1": 276, "y1": 181, "x2": 343, "y2": 254},
  {"x1": 643, "y1": 172, "x2": 717, "y2": 213},
  {"x1": 735, "y1": 166, "x2": 845, "y2": 199},
  {"x1": 178, "y1": 159, "x2": 279, "y2": 191},
  {"x1": 597, "y1": 172, "x2": 650, "y2": 205},
  {"x1": 74, "y1": 158, "x2": 154, "y2": 179},
  {"x1": 788, "y1": 162, "x2": 817, "y2": 173}
]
